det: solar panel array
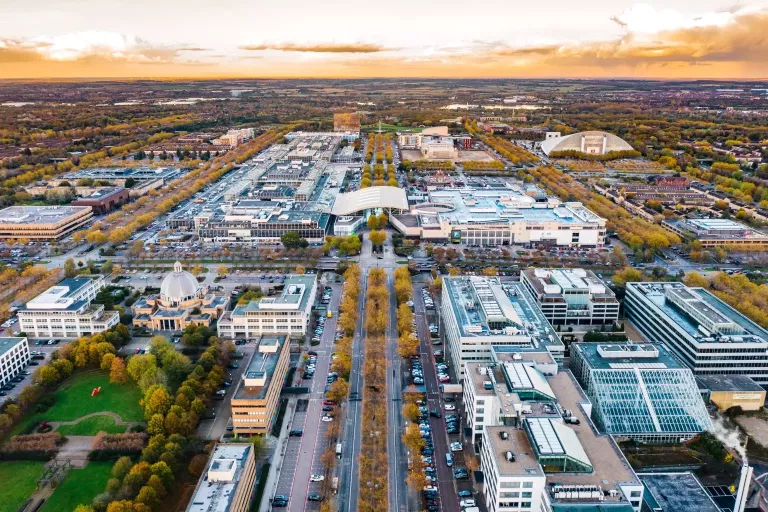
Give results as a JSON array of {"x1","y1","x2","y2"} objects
[{"x1": 527, "y1": 418, "x2": 564, "y2": 455}]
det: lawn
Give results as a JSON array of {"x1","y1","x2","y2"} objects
[
  {"x1": 39, "y1": 372, "x2": 143, "y2": 423},
  {"x1": 56, "y1": 415, "x2": 127, "y2": 436},
  {"x1": 0, "y1": 461, "x2": 45, "y2": 512},
  {"x1": 40, "y1": 462, "x2": 113, "y2": 512},
  {"x1": 362, "y1": 123, "x2": 423, "y2": 133}
]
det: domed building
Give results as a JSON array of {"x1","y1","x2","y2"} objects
[
  {"x1": 132, "y1": 262, "x2": 229, "y2": 332},
  {"x1": 540, "y1": 131, "x2": 634, "y2": 156}
]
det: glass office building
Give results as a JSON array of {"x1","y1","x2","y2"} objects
[{"x1": 571, "y1": 343, "x2": 712, "y2": 443}]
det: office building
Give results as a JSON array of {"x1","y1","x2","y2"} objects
[
  {"x1": 0, "y1": 206, "x2": 93, "y2": 241},
  {"x1": 662, "y1": 218, "x2": 768, "y2": 248},
  {"x1": 218, "y1": 275, "x2": 316, "y2": 340},
  {"x1": 230, "y1": 336, "x2": 291, "y2": 435},
  {"x1": 66, "y1": 166, "x2": 181, "y2": 186},
  {"x1": 132, "y1": 262, "x2": 229, "y2": 332},
  {"x1": 213, "y1": 128, "x2": 255, "y2": 148},
  {"x1": 521, "y1": 268, "x2": 619, "y2": 327},
  {"x1": 473, "y1": 350, "x2": 644, "y2": 512},
  {"x1": 540, "y1": 131, "x2": 634, "y2": 156},
  {"x1": 18, "y1": 276, "x2": 119, "y2": 338},
  {"x1": 570, "y1": 343, "x2": 712, "y2": 443},
  {"x1": 71, "y1": 188, "x2": 130, "y2": 214},
  {"x1": 441, "y1": 277, "x2": 564, "y2": 376},
  {"x1": 185, "y1": 443, "x2": 256, "y2": 512},
  {"x1": 392, "y1": 186, "x2": 606, "y2": 247},
  {"x1": 0, "y1": 337, "x2": 30, "y2": 387},
  {"x1": 626, "y1": 282, "x2": 768, "y2": 386}
]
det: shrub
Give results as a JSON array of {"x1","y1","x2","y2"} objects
[{"x1": 2, "y1": 432, "x2": 65, "y2": 454}]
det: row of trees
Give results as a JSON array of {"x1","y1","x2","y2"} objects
[
  {"x1": 394, "y1": 267, "x2": 418, "y2": 358},
  {"x1": 684, "y1": 271, "x2": 768, "y2": 330},
  {"x1": 481, "y1": 136, "x2": 539, "y2": 164},
  {"x1": 529, "y1": 166, "x2": 680, "y2": 255},
  {"x1": 323, "y1": 234, "x2": 362, "y2": 256},
  {"x1": 358, "y1": 268, "x2": 390, "y2": 512},
  {"x1": 549, "y1": 149, "x2": 642, "y2": 161},
  {"x1": 461, "y1": 160, "x2": 505, "y2": 171}
]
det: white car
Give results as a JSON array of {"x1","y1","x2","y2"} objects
[
  {"x1": 460, "y1": 499, "x2": 476, "y2": 508},
  {"x1": 450, "y1": 442, "x2": 463, "y2": 452},
  {"x1": 310, "y1": 474, "x2": 325, "y2": 482},
  {"x1": 321, "y1": 416, "x2": 334, "y2": 422},
  {"x1": 444, "y1": 404, "x2": 456, "y2": 411}
]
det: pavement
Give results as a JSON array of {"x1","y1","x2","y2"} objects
[{"x1": 267, "y1": 280, "x2": 341, "y2": 511}]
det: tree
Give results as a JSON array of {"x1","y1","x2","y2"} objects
[
  {"x1": 378, "y1": 212, "x2": 389, "y2": 227},
  {"x1": 281, "y1": 231, "x2": 308, "y2": 249},
  {"x1": 101, "y1": 259, "x2": 114, "y2": 275},
  {"x1": 145, "y1": 387, "x2": 172, "y2": 420},
  {"x1": 38, "y1": 365, "x2": 60, "y2": 386},
  {"x1": 64, "y1": 258, "x2": 77, "y2": 278},
  {"x1": 612, "y1": 267, "x2": 644, "y2": 287},
  {"x1": 110, "y1": 357, "x2": 129, "y2": 384},
  {"x1": 147, "y1": 414, "x2": 165, "y2": 436},
  {"x1": 482, "y1": 266, "x2": 499, "y2": 277},
  {"x1": 216, "y1": 265, "x2": 229, "y2": 276},
  {"x1": 402, "y1": 403, "x2": 420, "y2": 423},
  {"x1": 367, "y1": 215, "x2": 380, "y2": 230},
  {"x1": 188, "y1": 454, "x2": 209, "y2": 477},
  {"x1": 136, "y1": 486, "x2": 159, "y2": 507},
  {"x1": 368, "y1": 230, "x2": 386, "y2": 247},
  {"x1": 127, "y1": 354, "x2": 158, "y2": 383},
  {"x1": 112, "y1": 456, "x2": 134, "y2": 479},
  {"x1": 683, "y1": 271, "x2": 710, "y2": 288},
  {"x1": 326, "y1": 379, "x2": 350, "y2": 403}
]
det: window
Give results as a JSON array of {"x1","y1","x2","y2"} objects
[
  {"x1": 523, "y1": 482, "x2": 533, "y2": 488},
  {"x1": 501, "y1": 482, "x2": 520, "y2": 488}
]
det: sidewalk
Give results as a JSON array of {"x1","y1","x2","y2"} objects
[{"x1": 258, "y1": 396, "x2": 298, "y2": 512}]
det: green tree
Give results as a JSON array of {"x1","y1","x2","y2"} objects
[
  {"x1": 38, "y1": 365, "x2": 60, "y2": 386},
  {"x1": 64, "y1": 258, "x2": 77, "y2": 278},
  {"x1": 280, "y1": 231, "x2": 308, "y2": 249}
]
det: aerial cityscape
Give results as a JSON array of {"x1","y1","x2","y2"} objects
[{"x1": 1, "y1": 2, "x2": 768, "y2": 512}]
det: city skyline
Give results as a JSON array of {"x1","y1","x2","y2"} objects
[{"x1": 1, "y1": 0, "x2": 767, "y2": 79}]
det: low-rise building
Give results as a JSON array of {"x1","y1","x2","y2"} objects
[
  {"x1": 18, "y1": 276, "x2": 119, "y2": 338},
  {"x1": 697, "y1": 374, "x2": 766, "y2": 412},
  {"x1": 570, "y1": 342, "x2": 711, "y2": 443},
  {"x1": 662, "y1": 218, "x2": 768, "y2": 248},
  {"x1": 218, "y1": 275, "x2": 316, "y2": 340},
  {"x1": 0, "y1": 337, "x2": 30, "y2": 387},
  {"x1": 185, "y1": 443, "x2": 256, "y2": 512},
  {"x1": 521, "y1": 268, "x2": 619, "y2": 327},
  {"x1": 626, "y1": 282, "x2": 768, "y2": 387},
  {"x1": 71, "y1": 187, "x2": 129, "y2": 214},
  {"x1": 0, "y1": 205, "x2": 93, "y2": 241},
  {"x1": 230, "y1": 335, "x2": 290, "y2": 435},
  {"x1": 441, "y1": 277, "x2": 564, "y2": 376},
  {"x1": 132, "y1": 262, "x2": 228, "y2": 332}
]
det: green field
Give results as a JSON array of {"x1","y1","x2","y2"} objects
[
  {"x1": 11, "y1": 372, "x2": 143, "y2": 437},
  {"x1": 0, "y1": 461, "x2": 45, "y2": 512},
  {"x1": 56, "y1": 415, "x2": 128, "y2": 436},
  {"x1": 40, "y1": 462, "x2": 113, "y2": 512},
  {"x1": 37, "y1": 372, "x2": 143, "y2": 423},
  {"x1": 362, "y1": 123, "x2": 423, "y2": 133}
]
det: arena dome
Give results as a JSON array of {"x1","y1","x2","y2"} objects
[
  {"x1": 540, "y1": 131, "x2": 633, "y2": 156},
  {"x1": 160, "y1": 262, "x2": 201, "y2": 305}
]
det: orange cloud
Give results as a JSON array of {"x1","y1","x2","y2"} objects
[{"x1": 238, "y1": 43, "x2": 392, "y2": 53}]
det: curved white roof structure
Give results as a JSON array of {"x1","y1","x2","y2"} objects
[
  {"x1": 541, "y1": 131, "x2": 633, "y2": 156},
  {"x1": 332, "y1": 186, "x2": 408, "y2": 216},
  {"x1": 160, "y1": 262, "x2": 201, "y2": 303}
]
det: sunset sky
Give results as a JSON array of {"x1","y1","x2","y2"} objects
[{"x1": 1, "y1": 0, "x2": 767, "y2": 79}]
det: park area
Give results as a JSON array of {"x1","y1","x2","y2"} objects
[
  {"x1": 39, "y1": 462, "x2": 113, "y2": 512},
  {"x1": 0, "y1": 461, "x2": 46, "y2": 512},
  {"x1": 13, "y1": 372, "x2": 143, "y2": 436}
]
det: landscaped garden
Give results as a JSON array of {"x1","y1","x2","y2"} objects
[
  {"x1": 0, "y1": 461, "x2": 46, "y2": 512},
  {"x1": 39, "y1": 462, "x2": 113, "y2": 512},
  {"x1": 55, "y1": 415, "x2": 128, "y2": 436}
]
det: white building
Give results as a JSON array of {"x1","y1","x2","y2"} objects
[
  {"x1": 521, "y1": 268, "x2": 619, "y2": 327},
  {"x1": 185, "y1": 444, "x2": 256, "y2": 512},
  {"x1": 441, "y1": 277, "x2": 564, "y2": 376},
  {"x1": 626, "y1": 282, "x2": 768, "y2": 387},
  {"x1": 217, "y1": 275, "x2": 316, "y2": 340},
  {"x1": 0, "y1": 337, "x2": 30, "y2": 387},
  {"x1": 18, "y1": 276, "x2": 119, "y2": 338}
]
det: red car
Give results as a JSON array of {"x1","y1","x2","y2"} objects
[{"x1": 323, "y1": 400, "x2": 337, "y2": 406}]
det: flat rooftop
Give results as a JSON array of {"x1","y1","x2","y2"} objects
[
  {"x1": 426, "y1": 188, "x2": 604, "y2": 227},
  {"x1": 485, "y1": 426, "x2": 543, "y2": 477},
  {"x1": 25, "y1": 277, "x2": 97, "y2": 311},
  {"x1": 572, "y1": 342, "x2": 685, "y2": 371},
  {"x1": 234, "y1": 336, "x2": 286, "y2": 400},
  {"x1": 443, "y1": 277, "x2": 562, "y2": 349},
  {"x1": 232, "y1": 275, "x2": 315, "y2": 316},
  {"x1": 639, "y1": 473, "x2": 720, "y2": 512},
  {"x1": 668, "y1": 218, "x2": 768, "y2": 240},
  {"x1": 628, "y1": 282, "x2": 768, "y2": 344},
  {"x1": 68, "y1": 166, "x2": 180, "y2": 180},
  {"x1": 0, "y1": 337, "x2": 26, "y2": 358},
  {"x1": 696, "y1": 374, "x2": 766, "y2": 393},
  {"x1": 0, "y1": 206, "x2": 90, "y2": 225},
  {"x1": 523, "y1": 268, "x2": 616, "y2": 300},
  {"x1": 186, "y1": 443, "x2": 252, "y2": 512},
  {"x1": 545, "y1": 371, "x2": 640, "y2": 498}
]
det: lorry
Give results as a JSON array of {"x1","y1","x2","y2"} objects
[
  {"x1": 336, "y1": 442, "x2": 342, "y2": 458},
  {"x1": 440, "y1": 383, "x2": 463, "y2": 394}
]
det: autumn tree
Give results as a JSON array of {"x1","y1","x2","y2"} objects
[{"x1": 110, "y1": 356, "x2": 129, "y2": 384}]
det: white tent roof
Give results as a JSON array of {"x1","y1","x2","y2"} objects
[{"x1": 332, "y1": 186, "x2": 408, "y2": 215}]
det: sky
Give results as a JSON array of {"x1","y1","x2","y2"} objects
[{"x1": 1, "y1": 0, "x2": 767, "y2": 79}]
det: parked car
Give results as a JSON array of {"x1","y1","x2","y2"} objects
[{"x1": 289, "y1": 429, "x2": 303, "y2": 437}]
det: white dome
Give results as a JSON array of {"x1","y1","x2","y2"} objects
[
  {"x1": 160, "y1": 262, "x2": 200, "y2": 303},
  {"x1": 540, "y1": 131, "x2": 634, "y2": 156}
]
